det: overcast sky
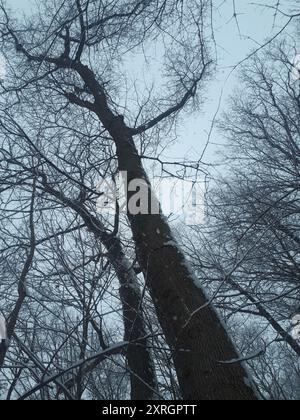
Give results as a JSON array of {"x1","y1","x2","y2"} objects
[{"x1": 7, "y1": 0, "x2": 295, "y2": 166}]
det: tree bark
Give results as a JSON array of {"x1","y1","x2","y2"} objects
[
  {"x1": 17, "y1": 56, "x2": 257, "y2": 399},
  {"x1": 41, "y1": 181, "x2": 157, "y2": 400},
  {"x1": 103, "y1": 234, "x2": 157, "y2": 400},
  {"x1": 51, "y1": 61, "x2": 258, "y2": 400},
  {"x1": 94, "y1": 114, "x2": 258, "y2": 400}
]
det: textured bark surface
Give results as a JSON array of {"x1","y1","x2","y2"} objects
[
  {"x1": 40, "y1": 61, "x2": 257, "y2": 400},
  {"x1": 1, "y1": 5, "x2": 262, "y2": 399},
  {"x1": 0, "y1": 340, "x2": 7, "y2": 368},
  {"x1": 119, "y1": 283, "x2": 157, "y2": 400},
  {"x1": 103, "y1": 117, "x2": 258, "y2": 400},
  {"x1": 108, "y1": 239, "x2": 157, "y2": 400}
]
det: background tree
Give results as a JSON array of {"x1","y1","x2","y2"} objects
[
  {"x1": 0, "y1": 0, "x2": 260, "y2": 400},
  {"x1": 182, "y1": 39, "x2": 300, "y2": 399}
]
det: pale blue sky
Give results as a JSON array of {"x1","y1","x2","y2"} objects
[
  {"x1": 6, "y1": 0, "x2": 294, "y2": 165},
  {"x1": 176, "y1": 1, "x2": 293, "y2": 165}
]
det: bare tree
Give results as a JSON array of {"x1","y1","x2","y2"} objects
[
  {"x1": 0, "y1": 108, "x2": 159, "y2": 399},
  {"x1": 0, "y1": 0, "x2": 257, "y2": 399},
  {"x1": 182, "y1": 38, "x2": 300, "y2": 399}
]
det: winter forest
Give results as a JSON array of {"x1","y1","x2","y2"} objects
[{"x1": 0, "y1": 0, "x2": 299, "y2": 402}]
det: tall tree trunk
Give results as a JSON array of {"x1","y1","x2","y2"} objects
[
  {"x1": 41, "y1": 182, "x2": 157, "y2": 400},
  {"x1": 93, "y1": 113, "x2": 258, "y2": 400},
  {"x1": 119, "y1": 274, "x2": 157, "y2": 400},
  {"x1": 52, "y1": 62, "x2": 257, "y2": 399},
  {"x1": 3, "y1": 4, "x2": 259, "y2": 400},
  {"x1": 105, "y1": 236, "x2": 157, "y2": 400}
]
